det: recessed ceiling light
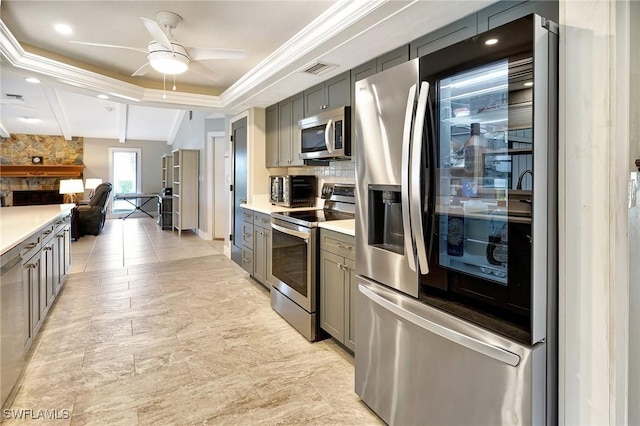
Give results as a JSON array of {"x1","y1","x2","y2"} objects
[
  {"x1": 97, "y1": 94, "x2": 110, "y2": 99},
  {"x1": 25, "y1": 77, "x2": 41, "y2": 84},
  {"x1": 523, "y1": 81, "x2": 534, "y2": 87},
  {"x1": 485, "y1": 38, "x2": 498, "y2": 46},
  {"x1": 21, "y1": 117, "x2": 41, "y2": 123},
  {"x1": 54, "y1": 23, "x2": 73, "y2": 35}
]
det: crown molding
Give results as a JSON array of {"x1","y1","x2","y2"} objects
[{"x1": 1, "y1": 1, "x2": 398, "y2": 112}]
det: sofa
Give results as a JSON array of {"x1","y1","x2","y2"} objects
[{"x1": 77, "y1": 182, "x2": 112, "y2": 236}]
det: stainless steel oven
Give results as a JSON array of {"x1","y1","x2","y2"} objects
[{"x1": 270, "y1": 183, "x2": 356, "y2": 341}]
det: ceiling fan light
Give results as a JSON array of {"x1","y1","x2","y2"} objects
[{"x1": 149, "y1": 54, "x2": 189, "y2": 75}]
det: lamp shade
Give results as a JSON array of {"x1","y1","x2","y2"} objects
[
  {"x1": 59, "y1": 179, "x2": 84, "y2": 194},
  {"x1": 85, "y1": 178, "x2": 103, "y2": 190}
]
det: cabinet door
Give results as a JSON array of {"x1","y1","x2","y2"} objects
[
  {"x1": 278, "y1": 99, "x2": 292, "y2": 166},
  {"x1": 410, "y1": 14, "x2": 477, "y2": 59},
  {"x1": 477, "y1": 0, "x2": 558, "y2": 32},
  {"x1": 62, "y1": 225, "x2": 71, "y2": 278},
  {"x1": 345, "y1": 258, "x2": 356, "y2": 352},
  {"x1": 265, "y1": 104, "x2": 280, "y2": 167},
  {"x1": 319, "y1": 250, "x2": 345, "y2": 342},
  {"x1": 303, "y1": 82, "x2": 325, "y2": 116},
  {"x1": 264, "y1": 227, "x2": 274, "y2": 289},
  {"x1": 253, "y1": 227, "x2": 266, "y2": 284},
  {"x1": 21, "y1": 262, "x2": 33, "y2": 351},
  {"x1": 326, "y1": 71, "x2": 351, "y2": 110},
  {"x1": 377, "y1": 45, "x2": 409, "y2": 72},
  {"x1": 40, "y1": 242, "x2": 54, "y2": 315},
  {"x1": 290, "y1": 93, "x2": 305, "y2": 166},
  {"x1": 242, "y1": 222, "x2": 254, "y2": 249}
]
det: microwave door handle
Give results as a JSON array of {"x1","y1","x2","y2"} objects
[
  {"x1": 402, "y1": 84, "x2": 418, "y2": 272},
  {"x1": 324, "y1": 119, "x2": 334, "y2": 154},
  {"x1": 410, "y1": 81, "x2": 430, "y2": 274}
]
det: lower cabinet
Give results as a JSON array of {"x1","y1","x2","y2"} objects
[
  {"x1": 319, "y1": 229, "x2": 356, "y2": 351},
  {"x1": 252, "y1": 211, "x2": 273, "y2": 289},
  {"x1": 241, "y1": 209, "x2": 254, "y2": 275}
]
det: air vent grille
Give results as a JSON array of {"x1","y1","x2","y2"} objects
[{"x1": 301, "y1": 62, "x2": 337, "y2": 76}]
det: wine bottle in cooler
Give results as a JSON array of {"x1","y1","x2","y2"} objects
[
  {"x1": 463, "y1": 122, "x2": 486, "y2": 178},
  {"x1": 447, "y1": 197, "x2": 464, "y2": 257}
]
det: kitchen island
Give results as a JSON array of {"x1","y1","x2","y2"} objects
[{"x1": 0, "y1": 204, "x2": 74, "y2": 407}]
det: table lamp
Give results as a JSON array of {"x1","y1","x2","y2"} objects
[
  {"x1": 85, "y1": 178, "x2": 103, "y2": 199},
  {"x1": 59, "y1": 179, "x2": 84, "y2": 204}
]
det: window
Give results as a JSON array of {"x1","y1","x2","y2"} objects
[{"x1": 109, "y1": 147, "x2": 141, "y2": 213}]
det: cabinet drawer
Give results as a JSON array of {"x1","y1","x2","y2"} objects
[
  {"x1": 54, "y1": 212, "x2": 71, "y2": 233},
  {"x1": 253, "y1": 212, "x2": 271, "y2": 229},
  {"x1": 41, "y1": 223, "x2": 55, "y2": 243},
  {"x1": 320, "y1": 229, "x2": 355, "y2": 260},
  {"x1": 241, "y1": 247, "x2": 254, "y2": 275},
  {"x1": 242, "y1": 222, "x2": 254, "y2": 248},
  {"x1": 242, "y1": 209, "x2": 254, "y2": 224},
  {"x1": 20, "y1": 233, "x2": 41, "y2": 262}
]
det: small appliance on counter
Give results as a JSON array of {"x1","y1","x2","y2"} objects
[
  {"x1": 269, "y1": 175, "x2": 316, "y2": 207},
  {"x1": 162, "y1": 187, "x2": 172, "y2": 196}
]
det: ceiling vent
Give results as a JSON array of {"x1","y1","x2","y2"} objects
[{"x1": 301, "y1": 62, "x2": 337, "y2": 76}]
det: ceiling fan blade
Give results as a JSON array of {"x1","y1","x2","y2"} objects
[
  {"x1": 188, "y1": 61, "x2": 222, "y2": 82},
  {"x1": 188, "y1": 47, "x2": 247, "y2": 61},
  {"x1": 141, "y1": 17, "x2": 173, "y2": 52},
  {"x1": 69, "y1": 41, "x2": 147, "y2": 54},
  {"x1": 132, "y1": 62, "x2": 152, "y2": 77}
]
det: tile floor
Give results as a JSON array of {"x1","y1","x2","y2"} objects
[{"x1": 4, "y1": 217, "x2": 381, "y2": 425}]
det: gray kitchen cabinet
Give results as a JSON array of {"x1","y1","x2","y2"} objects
[
  {"x1": 53, "y1": 215, "x2": 71, "y2": 296},
  {"x1": 252, "y1": 211, "x2": 273, "y2": 288},
  {"x1": 319, "y1": 229, "x2": 356, "y2": 351},
  {"x1": 477, "y1": 0, "x2": 558, "y2": 32},
  {"x1": 41, "y1": 232, "x2": 55, "y2": 316},
  {"x1": 376, "y1": 45, "x2": 409, "y2": 72},
  {"x1": 241, "y1": 209, "x2": 254, "y2": 275},
  {"x1": 304, "y1": 71, "x2": 351, "y2": 116},
  {"x1": 277, "y1": 94, "x2": 305, "y2": 167},
  {"x1": 265, "y1": 104, "x2": 280, "y2": 167},
  {"x1": 409, "y1": 14, "x2": 477, "y2": 59},
  {"x1": 22, "y1": 250, "x2": 41, "y2": 349}
]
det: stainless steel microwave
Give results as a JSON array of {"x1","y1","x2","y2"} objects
[{"x1": 298, "y1": 106, "x2": 351, "y2": 160}]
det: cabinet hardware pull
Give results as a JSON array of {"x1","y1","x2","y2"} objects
[
  {"x1": 43, "y1": 230, "x2": 53, "y2": 235},
  {"x1": 25, "y1": 243, "x2": 37, "y2": 249},
  {"x1": 43, "y1": 246, "x2": 52, "y2": 251},
  {"x1": 26, "y1": 263, "x2": 38, "y2": 269}
]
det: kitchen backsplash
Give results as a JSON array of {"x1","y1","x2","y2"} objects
[{"x1": 288, "y1": 160, "x2": 355, "y2": 195}]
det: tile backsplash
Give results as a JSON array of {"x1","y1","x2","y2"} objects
[{"x1": 287, "y1": 160, "x2": 355, "y2": 195}]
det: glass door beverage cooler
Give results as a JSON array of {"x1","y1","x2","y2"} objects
[{"x1": 354, "y1": 14, "x2": 558, "y2": 425}]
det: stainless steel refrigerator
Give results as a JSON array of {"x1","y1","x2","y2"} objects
[{"x1": 354, "y1": 14, "x2": 558, "y2": 425}]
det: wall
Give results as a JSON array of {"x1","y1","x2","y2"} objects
[
  {"x1": 628, "y1": 1, "x2": 640, "y2": 423},
  {"x1": 559, "y1": 1, "x2": 633, "y2": 424},
  {"x1": 83, "y1": 137, "x2": 171, "y2": 202}
]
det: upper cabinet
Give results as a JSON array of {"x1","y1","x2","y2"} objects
[
  {"x1": 266, "y1": 94, "x2": 305, "y2": 168},
  {"x1": 477, "y1": 0, "x2": 558, "y2": 32},
  {"x1": 410, "y1": 14, "x2": 477, "y2": 59},
  {"x1": 265, "y1": 104, "x2": 280, "y2": 168},
  {"x1": 304, "y1": 71, "x2": 351, "y2": 116},
  {"x1": 278, "y1": 93, "x2": 305, "y2": 167}
]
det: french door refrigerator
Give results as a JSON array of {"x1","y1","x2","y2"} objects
[{"x1": 354, "y1": 14, "x2": 558, "y2": 425}]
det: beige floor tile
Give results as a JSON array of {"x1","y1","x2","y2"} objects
[{"x1": 4, "y1": 218, "x2": 379, "y2": 425}]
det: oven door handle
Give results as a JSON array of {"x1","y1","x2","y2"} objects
[{"x1": 272, "y1": 223, "x2": 310, "y2": 242}]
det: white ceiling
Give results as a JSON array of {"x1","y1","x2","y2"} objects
[{"x1": 0, "y1": 0, "x2": 497, "y2": 143}]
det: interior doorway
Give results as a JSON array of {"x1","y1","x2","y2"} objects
[
  {"x1": 206, "y1": 131, "x2": 227, "y2": 240},
  {"x1": 109, "y1": 147, "x2": 141, "y2": 213}
]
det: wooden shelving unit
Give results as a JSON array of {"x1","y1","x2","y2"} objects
[{"x1": 171, "y1": 149, "x2": 199, "y2": 236}]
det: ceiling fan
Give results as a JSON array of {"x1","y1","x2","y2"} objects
[{"x1": 70, "y1": 11, "x2": 246, "y2": 80}]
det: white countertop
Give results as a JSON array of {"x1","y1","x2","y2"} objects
[
  {"x1": 0, "y1": 204, "x2": 75, "y2": 255},
  {"x1": 318, "y1": 219, "x2": 356, "y2": 237},
  {"x1": 240, "y1": 199, "x2": 321, "y2": 215}
]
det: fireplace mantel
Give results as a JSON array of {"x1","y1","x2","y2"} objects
[{"x1": 0, "y1": 165, "x2": 85, "y2": 177}]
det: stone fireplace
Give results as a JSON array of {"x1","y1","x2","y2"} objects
[{"x1": 0, "y1": 134, "x2": 84, "y2": 206}]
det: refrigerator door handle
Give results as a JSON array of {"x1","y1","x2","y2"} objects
[
  {"x1": 359, "y1": 283, "x2": 521, "y2": 367},
  {"x1": 324, "y1": 119, "x2": 334, "y2": 154},
  {"x1": 401, "y1": 84, "x2": 418, "y2": 272},
  {"x1": 410, "y1": 81, "x2": 430, "y2": 274}
]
